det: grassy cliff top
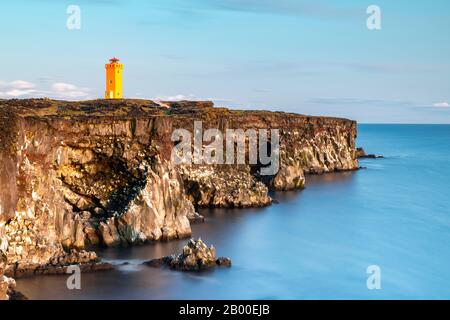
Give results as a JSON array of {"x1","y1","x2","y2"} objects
[
  {"x1": 0, "y1": 98, "x2": 169, "y2": 118},
  {"x1": 0, "y1": 98, "x2": 356, "y2": 155},
  {"x1": 0, "y1": 98, "x2": 353, "y2": 122}
]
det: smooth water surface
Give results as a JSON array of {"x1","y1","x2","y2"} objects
[{"x1": 16, "y1": 125, "x2": 450, "y2": 299}]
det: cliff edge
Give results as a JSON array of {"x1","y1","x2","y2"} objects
[{"x1": 0, "y1": 98, "x2": 358, "y2": 275}]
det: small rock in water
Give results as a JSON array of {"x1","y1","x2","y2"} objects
[
  {"x1": 144, "y1": 238, "x2": 232, "y2": 271},
  {"x1": 216, "y1": 257, "x2": 232, "y2": 267},
  {"x1": 356, "y1": 147, "x2": 366, "y2": 158},
  {"x1": 356, "y1": 147, "x2": 384, "y2": 159},
  {"x1": 1, "y1": 250, "x2": 27, "y2": 300},
  {"x1": 187, "y1": 212, "x2": 205, "y2": 224}
]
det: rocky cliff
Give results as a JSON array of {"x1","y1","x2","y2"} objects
[
  {"x1": 0, "y1": 98, "x2": 358, "y2": 274},
  {"x1": 170, "y1": 103, "x2": 357, "y2": 196},
  {"x1": 1, "y1": 249, "x2": 26, "y2": 299}
]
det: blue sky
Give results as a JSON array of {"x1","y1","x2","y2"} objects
[{"x1": 0, "y1": 0, "x2": 449, "y2": 123}]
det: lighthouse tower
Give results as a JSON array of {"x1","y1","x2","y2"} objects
[{"x1": 105, "y1": 57, "x2": 123, "y2": 99}]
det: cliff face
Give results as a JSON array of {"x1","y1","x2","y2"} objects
[
  {"x1": 0, "y1": 99, "x2": 358, "y2": 272},
  {"x1": 0, "y1": 100, "x2": 194, "y2": 274},
  {"x1": 170, "y1": 104, "x2": 357, "y2": 196}
]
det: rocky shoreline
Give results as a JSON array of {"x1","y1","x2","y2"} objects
[
  {"x1": 0, "y1": 275, "x2": 27, "y2": 300},
  {"x1": 0, "y1": 98, "x2": 359, "y2": 296},
  {"x1": 1, "y1": 252, "x2": 26, "y2": 300},
  {"x1": 4, "y1": 250, "x2": 113, "y2": 279}
]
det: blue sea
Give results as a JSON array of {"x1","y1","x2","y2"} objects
[{"x1": 16, "y1": 124, "x2": 450, "y2": 299}]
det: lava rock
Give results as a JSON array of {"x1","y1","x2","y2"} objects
[
  {"x1": 187, "y1": 212, "x2": 205, "y2": 224},
  {"x1": 0, "y1": 98, "x2": 358, "y2": 273},
  {"x1": 216, "y1": 257, "x2": 232, "y2": 267},
  {"x1": 356, "y1": 147, "x2": 384, "y2": 159},
  {"x1": 144, "y1": 238, "x2": 232, "y2": 271},
  {"x1": 4, "y1": 249, "x2": 113, "y2": 278},
  {"x1": 0, "y1": 251, "x2": 27, "y2": 300},
  {"x1": 356, "y1": 147, "x2": 367, "y2": 158}
]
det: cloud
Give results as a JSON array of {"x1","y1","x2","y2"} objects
[
  {"x1": 206, "y1": 0, "x2": 359, "y2": 18},
  {"x1": 151, "y1": 93, "x2": 232, "y2": 103},
  {"x1": 333, "y1": 62, "x2": 447, "y2": 74},
  {"x1": 228, "y1": 60, "x2": 450, "y2": 80},
  {"x1": 3, "y1": 89, "x2": 37, "y2": 97},
  {"x1": 52, "y1": 82, "x2": 78, "y2": 92},
  {"x1": 50, "y1": 82, "x2": 90, "y2": 98},
  {"x1": 0, "y1": 80, "x2": 90, "y2": 100},
  {"x1": 155, "y1": 94, "x2": 198, "y2": 101},
  {"x1": 432, "y1": 102, "x2": 449, "y2": 108},
  {"x1": 151, "y1": 0, "x2": 360, "y2": 19},
  {"x1": 9, "y1": 80, "x2": 35, "y2": 90},
  {"x1": 0, "y1": 80, "x2": 35, "y2": 90},
  {"x1": 307, "y1": 98, "x2": 413, "y2": 107},
  {"x1": 160, "y1": 53, "x2": 188, "y2": 61},
  {"x1": 0, "y1": 80, "x2": 37, "y2": 98}
]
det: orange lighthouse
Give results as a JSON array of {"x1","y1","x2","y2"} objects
[{"x1": 105, "y1": 57, "x2": 123, "y2": 99}]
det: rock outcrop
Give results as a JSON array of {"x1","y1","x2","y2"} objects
[
  {"x1": 179, "y1": 164, "x2": 271, "y2": 208},
  {"x1": 356, "y1": 147, "x2": 384, "y2": 159},
  {"x1": 144, "y1": 238, "x2": 231, "y2": 271},
  {"x1": 1, "y1": 250, "x2": 27, "y2": 300},
  {"x1": 0, "y1": 275, "x2": 25, "y2": 300},
  {"x1": 0, "y1": 98, "x2": 358, "y2": 273},
  {"x1": 4, "y1": 250, "x2": 113, "y2": 278},
  {"x1": 0, "y1": 251, "x2": 9, "y2": 300},
  {"x1": 171, "y1": 105, "x2": 358, "y2": 194},
  {"x1": 1, "y1": 100, "x2": 195, "y2": 275}
]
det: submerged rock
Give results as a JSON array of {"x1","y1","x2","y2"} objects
[
  {"x1": 356, "y1": 147, "x2": 384, "y2": 159},
  {"x1": 144, "y1": 238, "x2": 232, "y2": 271},
  {"x1": 356, "y1": 147, "x2": 366, "y2": 158},
  {"x1": 215, "y1": 256, "x2": 232, "y2": 267}
]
